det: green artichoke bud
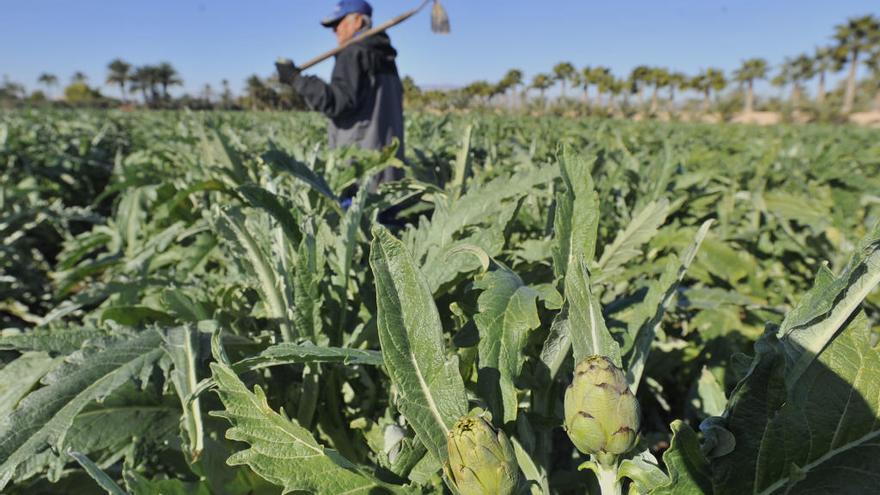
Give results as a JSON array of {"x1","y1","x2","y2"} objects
[
  {"x1": 564, "y1": 355, "x2": 640, "y2": 463},
  {"x1": 444, "y1": 415, "x2": 520, "y2": 495}
]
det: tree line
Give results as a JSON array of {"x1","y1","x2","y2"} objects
[
  {"x1": 2, "y1": 59, "x2": 306, "y2": 111},
  {"x1": 3, "y1": 14, "x2": 878, "y2": 118},
  {"x1": 405, "y1": 14, "x2": 880, "y2": 118}
]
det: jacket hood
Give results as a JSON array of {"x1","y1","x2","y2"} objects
[{"x1": 356, "y1": 32, "x2": 397, "y2": 60}]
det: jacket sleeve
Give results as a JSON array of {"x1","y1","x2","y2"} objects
[{"x1": 292, "y1": 48, "x2": 367, "y2": 119}]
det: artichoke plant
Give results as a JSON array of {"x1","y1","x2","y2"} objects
[
  {"x1": 444, "y1": 415, "x2": 520, "y2": 495},
  {"x1": 564, "y1": 355, "x2": 640, "y2": 465}
]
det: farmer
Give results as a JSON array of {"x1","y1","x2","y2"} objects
[{"x1": 276, "y1": 0, "x2": 405, "y2": 190}]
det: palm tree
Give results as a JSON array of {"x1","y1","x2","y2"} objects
[
  {"x1": 629, "y1": 65, "x2": 652, "y2": 108},
  {"x1": 578, "y1": 66, "x2": 593, "y2": 103},
  {"x1": 500, "y1": 69, "x2": 524, "y2": 107},
  {"x1": 607, "y1": 78, "x2": 625, "y2": 111},
  {"x1": 667, "y1": 72, "x2": 688, "y2": 107},
  {"x1": 833, "y1": 14, "x2": 880, "y2": 113},
  {"x1": 590, "y1": 67, "x2": 613, "y2": 106},
  {"x1": 647, "y1": 67, "x2": 670, "y2": 113},
  {"x1": 552, "y1": 62, "x2": 576, "y2": 100},
  {"x1": 789, "y1": 54, "x2": 815, "y2": 109},
  {"x1": 813, "y1": 47, "x2": 835, "y2": 106},
  {"x1": 245, "y1": 75, "x2": 270, "y2": 110},
  {"x1": 693, "y1": 68, "x2": 726, "y2": 111},
  {"x1": 202, "y1": 83, "x2": 214, "y2": 103},
  {"x1": 733, "y1": 58, "x2": 768, "y2": 113},
  {"x1": 106, "y1": 59, "x2": 132, "y2": 101},
  {"x1": 221, "y1": 79, "x2": 233, "y2": 109},
  {"x1": 155, "y1": 62, "x2": 182, "y2": 99},
  {"x1": 866, "y1": 48, "x2": 880, "y2": 111},
  {"x1": 37, "y1": 73, "x2": 58, "y2": 99},
  {"x1": 530, "y1": 73, "x2": 553, "y2": 103},
  {"x1": 771, "y1": 61, "x2": 792, "y2": 102},
  {"x1": 130, "y1": 65, "x2": 160, "y2": 105},
  {"x1": 71, "y1": 71, "x2": 88, "y2": 84}
]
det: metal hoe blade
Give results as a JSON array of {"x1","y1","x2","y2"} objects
[
  {"x1": 298, "y1": 0, "x2": 452, "y2": 71},
  {"x1": 431, "y1": 0, "x2": 451, "y2": 34}
]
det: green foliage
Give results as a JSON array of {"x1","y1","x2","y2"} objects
[{"x1": 0, "y1": 110, "x2": 878, "y2": 494}]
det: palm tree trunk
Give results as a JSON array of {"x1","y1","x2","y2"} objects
[
  {"x1": 843, "y1": 49, "x2": 860, "y2": 114},
  {"x1": 560, "y1": 82, "x2": 566, "y2": 100},
  {"x1": 582, "y1": 86, "x2": 589, "y2": 104},
  {"x1": 703, "y1": 90, "x2": 711, "y2": 112},
  {"x1": 745, "y1": 80, "x2": 754, "y2": 114},
  {"x1": 638, "y1": 87, "x2": 645, "y2": 108},
  {"x1": 817, "y1": 71, "x2": 826, "y2": 106},
  {"x1": 791, "y1": 86, "x2": 801, "y2": 110}
]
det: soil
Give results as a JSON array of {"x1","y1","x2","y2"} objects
[
  {"x1": 731, "y1": 112, "x2": 782, "y2": 126},
  {"x1": 849, "y1": 111, "x2": 880, "y2": 127}
]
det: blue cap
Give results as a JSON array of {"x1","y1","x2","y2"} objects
[{"x1": 321, "y1": 0, "x2": 373, "y2": 28}]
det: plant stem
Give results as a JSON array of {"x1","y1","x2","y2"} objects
[{"x1": 596, "y1": 461, "x2": 621, "y2": 495}]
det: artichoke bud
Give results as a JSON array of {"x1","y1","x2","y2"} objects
[
  {"x1": 564, "y1": 356, "x2": 640, "y2": 461},
  {"x1": 444, "y1": 415, "x2": 520, "y2": 495}
]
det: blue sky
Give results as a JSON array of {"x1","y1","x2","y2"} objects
[{"x1": 1, "y1": 0, "x2": 876, "y2": 97}]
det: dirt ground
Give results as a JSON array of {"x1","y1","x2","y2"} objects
[
  {"x1": 730, "y1": 112, "x2": 782, "y2": 125},
  {"x1": 849, "y1": 111, "x2": 880, "y2": 127}
]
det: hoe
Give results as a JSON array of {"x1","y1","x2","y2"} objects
[{"x1": 293, "y1": 0, "x2": 451, "y2": 71}]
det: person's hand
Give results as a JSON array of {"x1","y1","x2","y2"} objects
[{"x1": 275, "y1": 58, "x2": 301, "y2": 85}]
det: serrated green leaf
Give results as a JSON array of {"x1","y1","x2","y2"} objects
[
  {"x1": 566, "y1": 257, "x2": 621, "y2": 366},
  {"x1": 625, "y1": 221, "x2": 711, "y2": 392},
  {"x1": 0, "y1": 331, "x2": 164, "y2": 490},
  {"x1": 231, "y1": 343, "x2": 384, "y2": 371},
  {"x1": 552, "y1": 149, "x2": 599, "y2": 280},
  {"x1": 209, "y1": 362, "x2": 394, "y2": 494},
  {"x1": 778, "y1": 225, "x2": 880, "y2": 387},
  {"x1": 370, "y1": 226, "x2": 468, "y2": 466},
  {"x1": 649, "y1": 421, "x2": 712, "y2": 495},
  {"x1": 160, "y1": 326, "x2": 205, "y2": 462},
  {"x1": 594, "y1": 199, "x2": 672, "y2": 284},
  {"x1": 474, "y1": 267, "x2": 541, "y2": 423},
  {"x1": 0, "y1": 353, "x2": 61, "y2": 416},
  {"x1": 215, "y1": 207, "x2": 294, "y2": 341}
]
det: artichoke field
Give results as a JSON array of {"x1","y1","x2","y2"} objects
[{"x1": 1, "y1": 110, "x2": 879, "y2": 494}]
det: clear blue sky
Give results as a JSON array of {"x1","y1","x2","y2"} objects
[{"x1": 1, "y1": 0, "x2": 876, "y2": 97}]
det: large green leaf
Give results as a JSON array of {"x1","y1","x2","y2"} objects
[
  {"x1": 232, "y1": 343, "x2": 384, "y2": 371},
  {"x1": 649, "y1": 421, "x2": 712, "y2": 495},
  {"x1": 711, "y1": 311, "x2": 880, "y2": 495},
  {"x1": 0, "y1": 325, "x2": 110, "y2": 354},
  {"x1": 369, "y1": 226, "x2": 468, "y2": 466},
  {"x1": 160, "y1": 326, "x2": 205, "y2": 462},
  {"x1": 0, "y1": 330, "x2": 164, "y2": 489},
  {"x1": 776, "y1": 225, "x2": 880, "y2": 387},
  {"x1": 0, "y1": 352, "x2": 61, "y2": 416},
  {"x1": 566, "y1": 257, "x2": 621, "y2": 366},
  {"x1": 406, "y1": 165, "x2": 557, "y2": 293},
  {"x1": 215, "y1": 207, "x2": 295, "y2": 341},
  {"x1": 210, "y1": 362, "x2": 396, "y2": 494},
  {"x1": 708, "y1": 226, "x2": 880, "y2": 494},
  {"x1": 474, "y1": 267, "x2": 541, "y2": 423},
  {"x1": 594, "y1": 199, "x2": 672, "y2": 285},
  {"x1": 552, "y1": 149, "x2": 599, "y2": 280},
  {"x1": 625, "y1": 221, "x2": 711, "y2": 392}
]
